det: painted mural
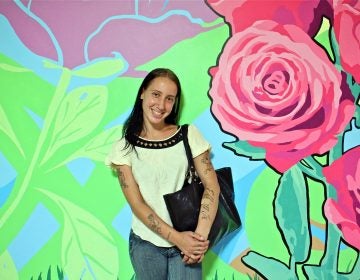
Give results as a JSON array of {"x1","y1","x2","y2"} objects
[{"x1": 0, "y1": 1, "x2": 359, "y2": 280}]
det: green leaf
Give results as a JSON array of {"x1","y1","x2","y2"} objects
[
  {"x1": 46, "y1": 125, "x2": 123, "y2": 171},
  {"x1": 0, "y1": 104, "x2": 25, "y2": 157},
  {"x1": 0, "y1": 62, "x2": 32, "y2": 73},
  {"x1": 72, "y1": 56, "x2": 127, "y2": 79},
  {"x1": 242, "y1": 251, "x2": 297, "y2": 280},
  {"x1": 223, "y1": 140, "x2": 266, "y2": 160},
  {"x1": 41, "y1": 85, "x2": 108, "y2": 165},
  {"x1": 274, "y1": 165, "x2": 311, "y2": 263},
  {"x1": 38, "y1": 189, "x2": 119, "y2": 280},
  {"x1": 0, "y1": 250, "x2": 19, "y2": 280}
]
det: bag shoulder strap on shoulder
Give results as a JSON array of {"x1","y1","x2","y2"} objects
[{"x1": 181, "y1": 124, "x2": 197, "y2": 179}]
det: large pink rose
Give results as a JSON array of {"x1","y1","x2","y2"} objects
[
  {"x1": 206, "y1": 0, "x2": 331, "y2": 37},
  {"x1": 209, "y1": 20, "x2": 355, "y2": 173},
  {"x1": 323, "y1": 146, "x2": 360, "y2": 250},
  {"x1": 333, "y1": 0, "x2": 360, "y2": 84}
]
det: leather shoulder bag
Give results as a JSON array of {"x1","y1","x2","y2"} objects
[{"x1": 163, "y1": 124, "x2": 241, "y2": 247}]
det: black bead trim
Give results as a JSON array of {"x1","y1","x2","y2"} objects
[{"x1": 130, "y1": 129, "x2": 183, "y2": 149}]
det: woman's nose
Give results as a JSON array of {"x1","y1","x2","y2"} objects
[{"x1": 158, "y1": 98, "x2": 166, "y2": 109}]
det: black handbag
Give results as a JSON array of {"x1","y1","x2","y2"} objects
[{"x1": 163, "y1": 125, "x2": 241, "y2": 247}]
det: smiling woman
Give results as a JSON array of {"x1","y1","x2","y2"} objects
[{"x1": 105, "y1": 68, "x2": 220, "y2": 280}]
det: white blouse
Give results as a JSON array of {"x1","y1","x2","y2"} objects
[{"x1": 105, "y1": 124, "x2": 211, "y2": 247}]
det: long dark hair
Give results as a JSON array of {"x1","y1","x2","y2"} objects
[{"x1": 122, "y1": 68, "x2": 182, "y2": 148}]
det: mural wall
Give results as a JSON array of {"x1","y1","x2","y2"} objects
[{"x1": 0, "y1": 1, "x2": 359, "y2": 279}]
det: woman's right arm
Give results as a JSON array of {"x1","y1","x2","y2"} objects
[{"x1": 113, "y1": 164, "x2": 209, "y2": 260}]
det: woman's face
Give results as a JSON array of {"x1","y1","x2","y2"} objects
[{"x1": 141, "y1": 76, "x2": 178, "y2": 126}]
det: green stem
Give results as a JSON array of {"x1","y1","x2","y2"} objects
[
  {"x1": 298, "y1": 156, "x2": 323, "y2": 181},
  {"x1": 319, "y1": 134, "x2": 344, "y2": 270},
  {"x1": 0, "y1": 69, "x2": 72, "y2": 228}
]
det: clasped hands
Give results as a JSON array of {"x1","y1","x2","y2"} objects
[{"x1": 177, "y1": 231, "x2": 209, "y2": 264}]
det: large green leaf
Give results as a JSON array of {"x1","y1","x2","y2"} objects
[
  {"x1": 72, "y1": 56, "x2": 127, "y2": 79},
  {"x1": 274, "y1": 166, "x2": 311, "y2": 263},
  {"x1": 0, "y1": 104, "x2": 24, "y2": 157},
  {"x1": 41, "y1": 85, "x2": 108, "y2": 165},
  {"x1": 38, "y1": 189, "x2": 118, "y2": 280},
  {"x1": 47, "y1": 125, "x2": 123, "y2": 170},
  {"x1": 0, "y1": 62, "x2": 32, "y2": 73}
]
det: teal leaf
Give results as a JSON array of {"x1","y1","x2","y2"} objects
[
  {"x1": 274, "y1": 165, "x2": 311, "y2": 263},
  {"x1": 223, "y1": 140, "x2": 266, "y2": 160},
  {"x1": 0, "y1": 105, "x2": 25, "y2": 157},
  {"x1": 242, "y1": 251, "x2": 297, "y2": 280},
  {"x1": 38, "y1": 189, "x2": 119, "y2": 280},
  {"x1": 303, "y1": 264, "x2": 354, "y2": 280},
  {"x1": 41, "y1": 85, "x2": 107, "y2": 165}
]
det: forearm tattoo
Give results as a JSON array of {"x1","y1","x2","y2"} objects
[
  {"x1": 200, "y1": 189, "x2": 215, "y2": 221},
  {"x1": 147, "y1": 214, "x2": 162, "y2": 234},
  {"x1": 200, "y1": 203, "x2": 210, "y2": 221},
  {"x1": 201, "y1": 153, "x2": 213, "y2": 174},
  {"x1": 203, "y1": 189, "x2": 215, "y2": 202},
  {"x1": 118, "y1": 170, "x2": 129, "y2": 189}
]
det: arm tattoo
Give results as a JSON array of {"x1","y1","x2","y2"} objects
[
  {"x1": 203, "y1": 189, "x2": 215, "y2": 202},
  {"x1": 118, "y1": 170, "x2": 129, "y2": 189},
  {"x1": 147, "y1": 214, "x2": 162, "y2": 234},
  {"x1": 201, "y1": 154, "x2": 213, "y2": 174},
  {"x1": 200, "y1": 203, "x2": 211, "y2": 221}
]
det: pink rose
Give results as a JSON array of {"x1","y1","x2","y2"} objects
[
  {"x1": 332, "y1": 0, "x2": 360, "y2": 84},
  {"x1": 209, "y1": 20, "x2": 355, "y2": 173},
  {"x1": 206, "y1": 0, "x2": 331, "y2": 37},
  {"x1": 323, "y1": 146, "x2": 360, "y2": 250}
]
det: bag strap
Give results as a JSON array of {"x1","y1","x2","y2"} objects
[{"x1": 181, "y1": 124, "x2": 197, "y2": 181}]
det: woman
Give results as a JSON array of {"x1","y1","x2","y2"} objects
[{"x1": 106, "y1": 68, "x2": 220, "y2": 280}]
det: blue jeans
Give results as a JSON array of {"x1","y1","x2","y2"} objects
[{"x1": 129, "y1": 230, "x2": 202, "y2": 280}]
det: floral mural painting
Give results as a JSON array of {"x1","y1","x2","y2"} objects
[
  {"x1": 206, "y1": 0, "x2": 360, "y2": 279},
  {"x1": 0, "y1": 1, "x2": 226, "y2": 279},
  {"x1": 0, "y1": 0, "x2": 359, "y2": 279}
]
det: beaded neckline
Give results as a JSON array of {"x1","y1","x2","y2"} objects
[{"x1": 130, "y1": 127, "x2": 183, "y2": 149}]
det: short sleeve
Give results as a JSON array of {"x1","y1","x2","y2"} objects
[
  {"x1": 187, "y1": 124, "x2": 211, "y2": 158},
  {"x1": 105, "y1": 137, "x2": 132, "y2": 167}
]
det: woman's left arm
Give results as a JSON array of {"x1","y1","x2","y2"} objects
[{"x1": 193, "y1": 150, "x2": 220, "y2": 240}]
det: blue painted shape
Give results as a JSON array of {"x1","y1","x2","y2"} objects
[
  {"x1": 24, "y1": 107, "x2": 44, "y2": 129},
  {"x1": 194, "y1": 109, "x2": 264, "y2": 181},
  {"x1": 0, "y1": 178, "x2": 16, "y2": 208},
  {"x1": 344, "y1": 119, "x2": 360, "y2": 152},
  {"x1": 66, "y1": 157, "x2": 95, "y2": 186},
  {"x1": 0, "y1": 152, "x2": 17, "y2": 207},
  {"x1": 0, "y1": 152, "x2": 17, "y2": 186},
  {"x1": 112, "y1": 204, "x2": 131, "y2": 240},
  {"x1": 7, "y1": 203, "x2": 59, "y2": 270}
]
